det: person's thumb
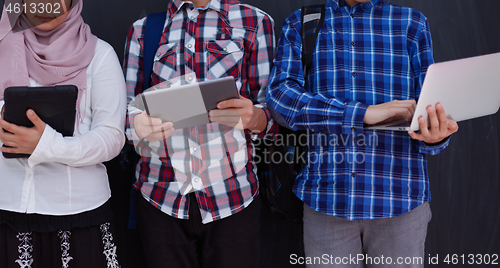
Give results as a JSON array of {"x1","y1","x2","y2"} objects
[{"x1": 26, "y1": 109, "x2": 44, "y2": 129}]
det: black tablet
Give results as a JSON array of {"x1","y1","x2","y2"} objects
[{"x1": 2, "y1": 85, "x2": 78, "y2": 158}]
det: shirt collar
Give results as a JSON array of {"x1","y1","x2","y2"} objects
[
  {"x1": 327, "y1": 0, "x2": 379, "y2": 11},
  {"x1": 168, "y1": 0, "x2": 228, "y2": 18}
]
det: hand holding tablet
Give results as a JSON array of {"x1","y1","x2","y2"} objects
[
  {"x1": 140, "y1": 77, "x2": 239, "y2": 130},
  {"x1": 1, "y1": 85, "x2": 77, "y2": 158},
  {"x1": 133, "y1": 111, "x2": 175, "y2": 142}
]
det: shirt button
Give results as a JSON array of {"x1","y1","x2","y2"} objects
[
  {"x1": 193, "y1": 147, "x2": 198, "y2": 152},
  {"x1": 188, "y1": 76, "x2": 194, "y2": 81},
  {"x1": 194, "y1": 178, "x2": 200, "y2": 183},
  {"x1": 156, "y1": 52, "x2": 161, "y2": 57},
  {"x1": 351, "y1": 173, "x2": 356, "y2": 177},
  {"x1": 350, "y1": 13, "x2": 355, "y2": 18},
  {"x1": 352, "y1": 71, "x2": 357, "y2": 77},
  {"x1": 351, "y1": 41, "x2": 355, "y2": 46},
  {"x1": 353, "y1": 138, "x2": 357, "y2": 142},
  {"x1": 187, "y1": 44, "x2": 193, "y2": 48},
  {"x1": 223, "y1": 47, "x2": 228, "y2": 52},
  {"x1": 190, "y1": 16, "x2": 196, "y2": 21},
  {"x1": 351, "y1": 127, "x2": 356, "y2": 132}
]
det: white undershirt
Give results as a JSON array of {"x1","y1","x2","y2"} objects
[{"x1": 0, "y1": 39, "x2": 126, "y2": 215}]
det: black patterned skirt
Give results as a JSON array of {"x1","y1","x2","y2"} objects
[{"x1": 0, "y1": 201, "x2": 121, "y2": 268}]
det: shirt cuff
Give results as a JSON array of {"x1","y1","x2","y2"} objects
[
  {"x1": 0, "y1": 100, "x2": 4, "y2": 118},
  {"x1": 28, "y1": 124, "x2": 57, "y2": 167},
  {"x1": 419, "y1": 136, "x2": 451, "y2": 155},
  {"x1": 250, "y1": 104, "x2": 275, "y2": 141},
  {"x1": 342, "y1": 101, "x2": 369, "y2": 136},
  {"x1": 126, "y1": 109, "x2": 143, "y2": 145}
]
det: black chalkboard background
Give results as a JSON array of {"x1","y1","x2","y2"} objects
[{"x1": 2, "y1": 0, "x2": 499, "y2": 267}]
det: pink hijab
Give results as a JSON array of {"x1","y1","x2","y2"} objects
[{"x1": 0, "y1": 0, "x2": 97, "y2": 126}]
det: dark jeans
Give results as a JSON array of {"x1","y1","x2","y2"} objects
[{"x1": 137, "y1": 192, "x2": 261, "y2": 268}]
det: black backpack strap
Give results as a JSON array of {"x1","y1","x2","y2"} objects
[
  {"x1": 301, "y1": 4, "x2": 325, "y2": 86},
  {"x1": 142, "y1": 11, "x2": 167, "y2": 93},
  {"x1": 258, "y1": 6, "x2": 327, "y2": 222}
]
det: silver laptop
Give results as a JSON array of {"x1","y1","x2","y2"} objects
[
  {"x1": 367, "y1": 52, "x2": 500, "y2": 131},
  {"x1": 141, "y1": 77, "x2": 239, "y2": 129}
]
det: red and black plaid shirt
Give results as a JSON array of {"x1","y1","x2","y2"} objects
[{"x1": 124, "y1": 0, "x2": 276, "y2": 223}]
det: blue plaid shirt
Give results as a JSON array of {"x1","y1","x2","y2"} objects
[{"x1": 266, "y1": 0, "x2": 450, "y2": 220}]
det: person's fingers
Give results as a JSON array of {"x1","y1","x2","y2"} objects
[
  {"x1": 209, "y1": 109, "x2": 241, "y2": 118},
  {"x1": 447, "y1": 119, "x2": 459, "y2": 134},
  {"x1": 137, "y1": 111, "x2": 162, "y2": 126},
  {"x1": 136, "y1": 112, "x2": 149, "y2": 125},
  {"x1": 0, "y1": 145, "x2": 18, "y2": 154},
  {"x1": 0, "y1": 121, "x2": 19, "y2": 146},
  {"x1": 149, "y1": 122, "x2": 174, "y2": 133},
  {"x1": 212, "y1": 119, "x2": 243, "y2": 129},
  {"x1": 144, "y1": 132, "x2": 163, "y2": 142},
  {"x1": 408, "y1": 100, "x2": 417, "y2": 118},
  {"x1": 426, "y1": 106, "x2": 439, "y2": 131},
  {"x1": 0, "y1": 118, "x2": 20, "y2": 134},
  {"x1": 407, "y1": 130, "x2": 423, "y2": 141},
  {"x1": 390, "y1": 107, "x2": 413, "y2": 122},
  {"x1": 0, "y1": 139, "x2": 16, "y2": 147},
  {"x1": 364, "y1": 99, "x2": 417, "y2": 125},
  {"x1": 134, "y1": 111, "x2": 171, "y2": 139},
  {"x1": 161, "y1": 127, "x2": 176, "y2": 139},
  {"x1": 434, "y1": 103, "x2": 449, "y2": 134},
  {"x1": 148, "y1": 117, "x2": 163, "y2": 126},
  {"x1": 210, "y1": 117, "x2": 241, "y2": 127},
  {"x1": 217, "y1": 98, "x2": 250, "y2": 109},
  {"x1": 0, "y1": 124, "x2": 8, "y2": 139},
  {"x1": 209, "y1": 109, "x2": 241, "y2": 126},
  {"x1": 405, "y1": 101, "x2": 459, "y2": 143},
  {"x1": 142, "y1": 116, "x2": 163, "y2": 126},
  {"x1": 388, "y1": 100, "x2": 415, "y2": 123},
  {"x1": 398, "y1": 100, "x2": 416, "y2": 117},
  {"x1": 0, "y1": 128, "x2": 18, "y2": 146},
  {"x1": 391, "y1": 99, "x2": 415, "y2": 106},
  {"x1": 26, "y1": 109, "x2": 44, "y2": 130},
  {"x1": 417, "y1": 116, "x2": 429, "y2": 136},
  {"x1": 408, "y1": 116, "x2": 428, "y2": 141},
  {"x1": 145, "y1": 126, "x2": 176, "y2": 142},
  {"x1": 404, "y1": 107, "x2": 413, "y2": 122},
  {"x1": 209, "y1": 109, "x2": 241, "y2": 125}
]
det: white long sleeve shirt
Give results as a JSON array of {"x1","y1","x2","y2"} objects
[{"x1": 0, "y1": 39, "x2": 126, "y2": 216}]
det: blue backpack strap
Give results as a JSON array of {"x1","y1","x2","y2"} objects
[
  {"x1": 128, "y1": 11, "x2": 167, "y2": 229},
  {"x1": 141, "y1": 11, "x2": 167, "y2": 93},
  {"x1": 301, "y1": 4, "x2": 325, "y2": 86}
]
